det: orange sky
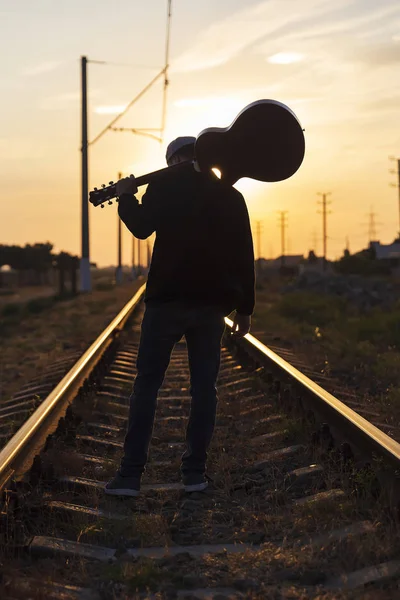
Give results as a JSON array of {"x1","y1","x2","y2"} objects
[{"x1": 2, "y1": 0, "x2": 400, "y2": 265}]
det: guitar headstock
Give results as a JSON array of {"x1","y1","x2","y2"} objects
[{"x1": 89, "y1": 181, "x2": 118, "y2": 208}]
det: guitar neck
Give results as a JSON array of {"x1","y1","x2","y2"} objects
[
  {"x1": 89, "y1": 160, "x2": 193, "y2": 206},
  {"x1": 135, "y1": 160, "x2": 192, "y2": 187}
]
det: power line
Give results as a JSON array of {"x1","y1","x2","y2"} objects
[
  {"x1": 90, "y1": 0, "x2": 173, "y2": 146},
  {"x1": 389, "y1": 156, "x2": 400, "y2": 236},
  {"x1": 277, "y1": 211, "x2": 288, "y2": 267},
  {"x1": 110, "y1": 127, "x2": 163, "y2": 143},
  {"x1": 80, "y1": 1, "x2": 173, "y2": 290},
  {"x1": 367, "y1": 207, "x2": 378, "y2": 243},
  {"x1": 364, "y1": 206, "x2": 382, "y2": 244},
  {"x1": 161, "y1": 0, "x2": 172, "y2": 141},
  {"x1": 89, "y1": 67, "x2": 167, "y2": 146},
  {"x1": 317, "y1": 192, "x2": 332, "y2": 271},
  {"x1": 89, "y1": 59, "x2": 161, "y2": 69}
]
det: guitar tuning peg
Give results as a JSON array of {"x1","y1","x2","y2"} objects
[
  {"x1": 94, "y1": 187, "x2": 98, "y2": 191},
  {"x1": 109, "y1": 181, "x2": 114, "y2": 185},
  {"x1": 108, "y1": 200, "x2": 113, "y2": 205},
  {"x1": 100, "y1": 204, "x2": 104, "y2": 208},
  {"x1": 101, "y1": 184, "x2": 106, "y2": 188}
]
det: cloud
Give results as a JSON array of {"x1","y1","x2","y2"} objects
[
  {"x1": 22, "y1": 61, "x2": 64, "y2": 76},
  {"x1": 40, "y1": 90, "x2": 100, "y2": 110},
  {"x1": 268, "y1": 52, "x2": 305, "y2": 64},
  {"x1": 171, "y1": 0, "x2": 350, "y2": 72},
  {"x1": 94, "y1": 105, "x2": 127, "y2": 115},
  {"x1": 351, "y1": 43, "x2": 400, "y2": 67}
]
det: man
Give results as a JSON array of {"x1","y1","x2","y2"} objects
[{"x1": 105, "y1": 136, "x2": 255, "y2": 496}]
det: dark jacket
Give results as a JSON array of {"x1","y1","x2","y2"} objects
[{"x1": 118, "y1": 164, "x2": 255, "y2": 315}]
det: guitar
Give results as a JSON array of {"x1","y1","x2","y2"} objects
[{"x1": 89, "y1": 99, "x2": 305, "y2": 208}]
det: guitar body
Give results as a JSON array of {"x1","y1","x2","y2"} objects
[
  {"x1": 195, "y1": 99, "x2": 305, "y2": 185},
  {"x1": 89, "y1": 99, "x2": 305, "y2": 207}
]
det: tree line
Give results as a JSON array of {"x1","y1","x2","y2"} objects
[{"x1": 0, "y1": 243, "x2": 79, "y2": 293}]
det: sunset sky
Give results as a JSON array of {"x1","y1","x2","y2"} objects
[{"x1": 2, "y1": 0, "x2": 400, "y2": 265}]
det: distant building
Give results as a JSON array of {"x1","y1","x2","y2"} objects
[
  {"x1": 275, "y1": 254, "x2": 304, "y2": 267},
  {"x1": 256, "y1": 255, "x2": 305, "y2": 274},
  {"x1": 369, "y1": 240, "x2": 400, "y2": 260}
]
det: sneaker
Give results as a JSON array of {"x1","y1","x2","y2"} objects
[
  {"x1": 183, "y1": 474, "x2": 209, "y2": 493},
  {"x1": 104, "y1": 473, "x2": 140, "y2": 497}
]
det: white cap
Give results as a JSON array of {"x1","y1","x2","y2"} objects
[{"x1": 165, "y1": 136, "x2": 196, "y2": 162}]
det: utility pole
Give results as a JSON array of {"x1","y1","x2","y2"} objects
[
  {"x1": 107, "y1": 1, "x2": 172, "y2": 145},
  {"x1": 317, "y1": 192, "x2": 332, "y2": 271},
  {"x1": 254, "y1": 220, "x2": 263, "y2": 278},
  {"x1": 161, "y1": 0, "x2": 172, "y2": 141},
  {"x1": 137, "y1": 240, "x2": 141, "y2": 277},
  {"x1": 389, "y1": 156, "x2": 400, "y2": 238},
  {"x1": 81, "y1": 3, "x2": 172, "y2": 286},
  {"x1": 147, "y1": 239, "x2": 152, "y2": 272},
  {"x1": 254, "y1": 221, "x2": 263, "y2": 260},
  {"x1": 132, "y1": 238, "x2": 137, "y2": 280},
  {"x1": 116, "y1": 171, "x2": 123, "y2": 284},
  {"x1": 80, "y1": 55, "x2": 91, "y2": 292},
  {"x1": 277, "y1": 211, "x2": 288, "y2": 268}
]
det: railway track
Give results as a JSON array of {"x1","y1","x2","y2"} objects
[{"x1": 1, "y1": 284, "x2": 400, "y2": 599}]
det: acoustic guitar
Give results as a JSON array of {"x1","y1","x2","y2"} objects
[{"x1": 89, "y1": 99, "x2": 305, "y2": 208}]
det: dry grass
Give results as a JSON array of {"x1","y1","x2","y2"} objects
[
  {"x1": 252, "y1": 280, "x2": 400, "y2": 441},
  {"x1": 0, "y1": 278, "x2": 143, "y2": 403},
  {"x1": 2, "y1": 309, "x2": 400, "y2": 599}
]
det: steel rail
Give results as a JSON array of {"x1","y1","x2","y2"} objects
[
  {"x1": 0, "y1": 284, "x2": 146, "y2": 491},
  {"x1": 2, "y1": 294, "x2": 399, "y2": 496},
  {"x1": 225, "y1": 318, "x2": 400, "y2": 472}
]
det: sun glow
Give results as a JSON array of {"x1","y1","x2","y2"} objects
[
  {"x1": 268, "y1": 52, "x2": 304, "y2": 64},
  {"x1": 94, "y1": 105, "x2": 127, "y2": 115}
]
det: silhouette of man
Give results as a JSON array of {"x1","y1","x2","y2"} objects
[{"x1": 105, "y1": 136, "x2": 254, "y2": 496}]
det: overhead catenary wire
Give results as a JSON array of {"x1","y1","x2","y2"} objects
[
  {"x1": 80, "y1": 1, "x2": 173, "y2": 292},
  {"x1": 92, "y1": 0, "x2": 173, "y2": 146},
  {"x1": 161, "y1": 0, "x2": 173, "y2": 141},
  {"x1": 89, "y1": 67, "x2": 167, "y2": 146},
  {"x1": 89, "y1": 59, "x2": 162, "y2": 70}
]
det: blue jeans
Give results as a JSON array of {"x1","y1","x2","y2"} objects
[{"x1": 119, "y1": 302, "x2": 226, "y2": 479}]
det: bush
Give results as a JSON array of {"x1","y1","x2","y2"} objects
[
  {"x1": 2, "y1": 303, "x2": 21, "y2": 317},
  {"x1": 26, "y1": 297, "x2": 54, "y2": 314}
]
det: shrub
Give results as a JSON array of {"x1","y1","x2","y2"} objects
[
  {"x1": 26, "y1": 297, "x2": 54, "y2": 314},
  {"x1": 2, "y1": 303, "x2": 20, "y2": 317}
]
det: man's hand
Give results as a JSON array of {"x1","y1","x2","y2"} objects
[
  {"x1": 231, "y1": 313, "x2": 251, "y2": 337},
  {"x1": 116, "y1": 175, "x2": 138, "y2": 197}
]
